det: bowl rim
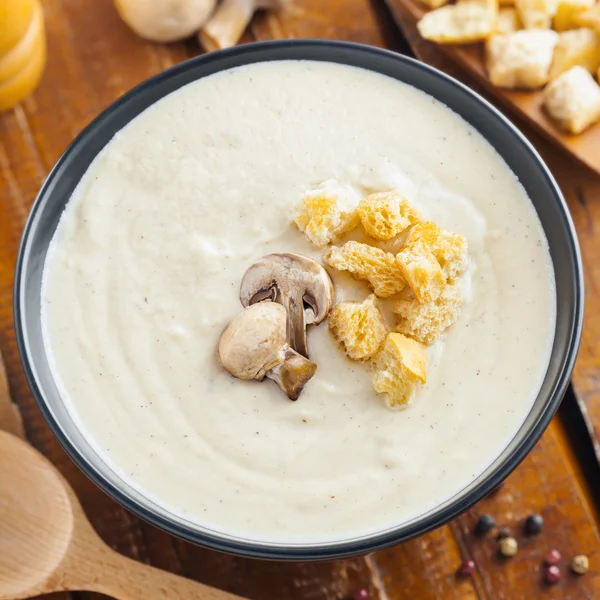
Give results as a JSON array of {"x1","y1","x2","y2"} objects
[{"x1": 14, "y1": 39, "x2": 584, "y2": 560}]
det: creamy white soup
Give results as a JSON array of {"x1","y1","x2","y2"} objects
[{"x1": 42, "y1": 60, "x2": 556, "y2": 543}]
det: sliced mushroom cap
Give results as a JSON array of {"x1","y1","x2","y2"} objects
[
  {"x1": 218, "y1": 302, "x2": 286, "y2": 380},
  {"x1": 218, "y1": 302, "x2": 317, "y2": 400},
  {"x1": 239, "y1": 253, "x2": 334, "y2": 358}
]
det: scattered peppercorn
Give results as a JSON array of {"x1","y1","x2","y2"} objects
[
  {"x1": 459, "y1": 559, "x2": 476, "y2": 575},
  {"x1": 545, "y1": 565, "x2": 561, "y2": 584},
  {"x1": 571, "y1": 555, "x2": 589, "y2": 575},
  {"x1": 544, "y1": 549, "x2": 561, "y2": 565},
  {"x1": 498, "y1": 536, "x2": 518, "y2": 557},
  {"x1": 524, "y1": 514, "x2": 544, "y2": 535},
  {"x1": 475, "y1": 514, "x2": 495, "y2": 536},
  {"x1": 496, "y1": 526, "x2": 511, "y2": 541},
  {"x1": 353, "y1": 588, "x2": 369, "y2": 600}
]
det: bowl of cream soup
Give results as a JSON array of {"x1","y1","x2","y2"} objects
[{"x1": 15, "y1": 40, "x2": 583, "y2": 559}]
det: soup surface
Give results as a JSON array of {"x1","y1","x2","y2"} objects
[{"x1": 42, "y1": 60, "x2": 556, "y2": 543}]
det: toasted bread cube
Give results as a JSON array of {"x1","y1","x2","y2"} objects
[
  {"x1": 434, "y1": 231, "x2": 469, "y2": 279},
  {"x1": 486, "y1": 30, "x2": 558, "y2": 88},
  {"x1": 407, "y1": 221, "x2": 441, "y2": 246},
  {"x1": 357, "y1": 191, "x2": 421, "y2": 241},
  {"x1": 549, "y1": 28, "x2": 600, "y2": 79},
  {"x1": 554, "y1": 0, "x2": 594, "y2": 31},
  {"x1": 395, "y1": 284, "x2": 463, "y2": 345},
  {"x1": 497, "y1": 7, "x2": 523, "y2": 32},
  {"x1": 516, "y1": 0, "x2": 559, "y2": 28},
  {"x1": 543, "y1": 66, "x2": 600, "y2": 133},
  {"x1": 419, "y1": 0, "x2": 451, "y2": 8},
  {"x1": 329, "y1": 295, "x2": 387, "y2": 360},
  {"x1": 294, "y1": 182, "x2": 359, "y2": 247},
  {"x1": 417, "y1": 0, "x2": 498, "y2": 44},
  {"x1": 325, "y1": 241, "x2": 406, "y2": 298},
  {"x1": 574, "y1": 4, "x2": 600, "y2": 31},
  {"x1": 372, "y1": 333, "x2": 428, "y2": 407},
  {"x1": 406, "y1": 222, "x2": 468, "y2": 280},
  {"x1": 396, "y1": 241, "x2": 446, "y2": 304}
]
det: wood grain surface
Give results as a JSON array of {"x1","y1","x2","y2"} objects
[
  {"x1": 384, "y1": 0, "x2": 600, "y2": 175},
  {"x1": 0, "y1": 1, "x2": 599, "y2": 599}
]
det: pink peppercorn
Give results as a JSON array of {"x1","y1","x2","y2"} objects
[
  {"x1": 545, "y1": 549, "x2": 561, "y2": 565},
  {"x1": 459, "y1": 559, "x2": 476, "y2": 575},
  {"x1": 545, "y1": 565, "x2": 561, "y2": 584},
  {"x1": 353, "y1": 588, "x2": 369, "y2": 600}
]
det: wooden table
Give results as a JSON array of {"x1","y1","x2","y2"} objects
[{"x1": 1, "y1": 1, "x2": 599, "y2": 599}]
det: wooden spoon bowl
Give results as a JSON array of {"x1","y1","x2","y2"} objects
[{"x1": 0, "y1": 431, "x2": 246, "y2": 600}]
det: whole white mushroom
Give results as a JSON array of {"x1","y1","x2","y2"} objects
[{"x1": 114, "y1": 0, "x2": 217, "y2": 43}]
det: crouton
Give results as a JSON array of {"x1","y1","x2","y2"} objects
[
  {"x1": 357, "y1": 191, "x2": 421, "y2": 241},
  {"x1": 574, "y1": 3, "x2": 600, "y2": 31},
  {"x1": 325, "y1": 241, "x2": 406, "y2": 298},
  {"x1": 486, "y1": 30, "x2": 558, "y2": 88},
  {"x1": 497, "y1": 7, "x2": 523, "y2": 32},
  {"x1": 417, "y1": 0, "x2": 499, "y2": 44},
  {"x1": 372, "y1": 333, "x2": 428, "y2": 407},
  {"x1": 515, "y1": 0, "x2": 559, "y2": 28},
  {"x1": 419, "y1": 0, "x2": 451, "y2": 8},
  {"x1": 394, "y1": 283, "x2": 463, "y2": 345},
  {"x1": 406, "y1": 221, "x2": 441, "y2": 246},
  {"x1": 407, "y1": 222, "x2": 468, "y2": 280},
  {"x1": 396, "y1": 241, "x2": 446, "y2": 304},
  {"x1": 294, "y1": 181, "x2": 360, "y2": 247},
  {"x1": 543, "y1": 66, "x2": 600, "y2": 133},
  {"x1": 554, "y1": 0, "x2": 594, "y2": 31},
  {"x1": 434, "y1": 230, "x2": 469, "y2": 279},
  {"x1": 549, "y1": 28, "x2": 600, "y2": 79},
  {"x1": 328, "y1": 295, "x2": 387, "y2": 360}
]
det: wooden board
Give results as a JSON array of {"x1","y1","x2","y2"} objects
[
  {"x1": 384, "y1": 0, "x2": 600, "y2": 175},
  {"x1": 0, "y1": 1, "x2": 599, "y2": 599}
]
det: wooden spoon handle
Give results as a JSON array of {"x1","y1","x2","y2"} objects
[
  {"x1": 0, "y1": 350, "x2": 24, "y2": 438},
  {"x1": 87, "y1": 548, "x2": 247, "y2": 600}
]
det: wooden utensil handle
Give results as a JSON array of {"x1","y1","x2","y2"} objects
[
  {"x1": 90, "y1": 548, "x2": 247, "y2": 600},
  {"x1": 0, "y1": 351, "x2": 24, "y2": 438}
]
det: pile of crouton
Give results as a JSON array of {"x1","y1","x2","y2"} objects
[
  {"x1": 417, "y1": 0, "x2": 600, "y2": 135},
  {"x1": 293, "y1": 184, "x2": 469, "y2": 407}
]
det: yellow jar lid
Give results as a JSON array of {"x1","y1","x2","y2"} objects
[
  {"x1": 0, "y1": 0, "x2": 37, "y2": 56},
  {"x1": 0, "y1": 22, "x2": 45, "y2": 112},
  {"x1": 0, "y1": 0, "x2": 44, "y2": 83}
]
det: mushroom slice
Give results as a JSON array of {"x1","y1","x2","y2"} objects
[
  {"x1": 239, "y1": 253, "x2": 334, "y2": 358},
  {"x1": 218, "y1": 303, "x2": 317, "y2": 400}
]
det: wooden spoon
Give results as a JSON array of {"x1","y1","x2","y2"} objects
[
  {"x1": 0, "y1": 350, "x2": 24, "y2": 438},
  {"x1": 0, "y1": 430, "x2": 247, "y2": 600}
]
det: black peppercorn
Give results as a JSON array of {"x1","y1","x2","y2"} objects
[
  {"x1": 496, "y1": 526, "x2": 511, "y2": 541},
  {"x1": 524, "y1": 514, "x2": 544, "y2": 535},
  {"x1": 475, "y1": 514, "x2": 495, "y2": 536}
]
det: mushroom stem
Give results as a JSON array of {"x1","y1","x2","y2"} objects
[
  {"x1": 199, "y1": 0, "x2": 287, "y2": 51},
  {"x1": 267, "y1": 346, "x2": 317, "y2": 401},
  {"x1": 282, "y1": 295, "x2": 308, "y2": 359},
  {"x1": 198, "y1": 0, "x2": 255, "y2": 51}
]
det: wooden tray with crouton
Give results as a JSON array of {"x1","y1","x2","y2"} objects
[{"x1": 384, "y1": 0, "x2": 600, "y2": 175}]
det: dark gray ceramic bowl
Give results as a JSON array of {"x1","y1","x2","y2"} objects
[{"x1": 14, "y1": 40, "x2": 583, "y2": 560}]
